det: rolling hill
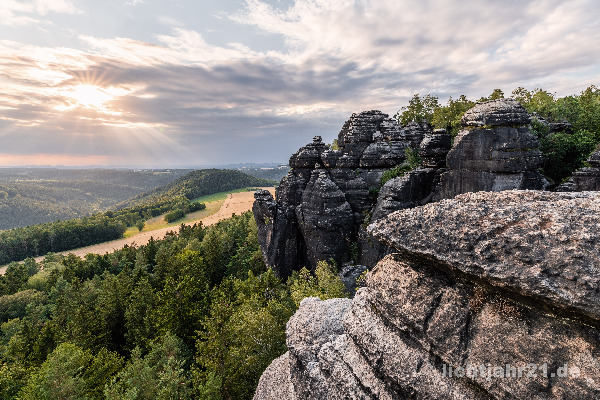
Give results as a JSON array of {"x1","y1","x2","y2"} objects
[{"x1": 118, "y1": 169, "x2": 276, "y2": 208}]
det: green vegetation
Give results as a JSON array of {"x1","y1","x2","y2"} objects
[
  {"x1": 164, "y1": 209, "x2": 185, "y2": 223},
  {"x1": 0, "y1": 170, "x2": 276, "y2": 265},
  {"x1": 0, "y1": 211, "x2": 348, "y2": 399},
  {"x1": 395, "y1": 85, "x2": 600, "y2": 184},
  {"x1": 0, "y1": 216, "x2": 127, "y2": 264},
  {"x1": 394, "y1": 93, "x2": 440, "y2": 126},
  {"x1": 0, "y1": 169, "x2": 191, "y2": 230},
  {"x1": 380, "y1": 147, "x2": 421, "y2": 186},
  {"x1": 121, "y1": 169, "x2": 276, "y2": 208},
  {"x1": 235, "y1": 166, "x2": 289, "y2": 182},
  {"x1": 191, "y1": 187, "x2": 262, "y2": 204},
  {"x1": 289, "y1": 261, "x2": 348, "y2": 307}
]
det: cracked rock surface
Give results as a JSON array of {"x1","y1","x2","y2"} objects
[{"x1": 255, "y1": 190, "x2": 600, "y2": 399}]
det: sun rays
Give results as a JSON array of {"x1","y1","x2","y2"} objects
[{"x1": 55, "y1": 83, "x2": 133, "y2": 116}]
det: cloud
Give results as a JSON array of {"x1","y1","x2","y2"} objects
[
  {"x1": 232, "y1": 0, "x2": 600, "y2": 97},
  {"x1": 1, "y1": 0, "x2": 600, "y2": 166},
  {"x1": 0, "y1": 0, "x2": 78, "y2": 26}
]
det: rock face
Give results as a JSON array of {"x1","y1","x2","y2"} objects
[
  {"x1": 254, "y1": 100, "x2": 553, "y2": 277},
  {"x1": 255, "y1": 191, "x2": 600, "y2": 399},
  {"x1": 253, "y1": 111, "x2": 438, "y2": 276},
  {"x1": 433, "y1": 99, "x2": 547, "y2": 200},
  {"x1": 557, "y1": 145, "x2": 600, "y2": 191}
]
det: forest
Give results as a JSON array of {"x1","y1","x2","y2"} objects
[
  {"x1": 0, "y1": 169, "x2": 191, "y2": 230},
  {"x1": 120, "y1": 169, "x2": 276, "y2": 208},
  {"x1": 394, "y1": 85, "x2": 600, "y2": 185},
  {"x1": 0, "y1": 169, "x2": 275, "y2": 265},
  {"x1": 0, "y1": 212, "x2": 347, "y2": 399}
]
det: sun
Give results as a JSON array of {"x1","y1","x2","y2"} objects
[
  {"x1": 67, "y1": 84, "x2": 113, "y2": 109},
  {"x1": 55, "y1": 83, "x2": 133, "y2": 115}
]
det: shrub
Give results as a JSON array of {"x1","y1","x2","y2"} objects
[
  {"x1": 164, "y1": 209, "x2": 185, "y2": 223},
  {"x1": 289, "y1": 261, "x2": 348, "y2": 307}
]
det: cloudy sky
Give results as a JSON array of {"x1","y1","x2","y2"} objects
[{"x1": 1, "y1": 0, "x2": 599, "y2": 167}]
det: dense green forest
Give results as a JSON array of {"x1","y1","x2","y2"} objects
[
  {"x1": 0, "y1": 169, "x2": 191, "y2": 230},
  {"x1": 119, "y1": 169, "x2": 276, "y2": 208},
  {"x1": 394, "y1": 85, "x2": 600, "y2": 185},
  {"x1": 0, "y1": 169, "x2": 275, "y2": 265},
  {"x1": 0, "y1": 212, "x2": 347, "y2": 399},
  {"x1": 236, "y1": 166, "x2": 289, "y2": 182}
]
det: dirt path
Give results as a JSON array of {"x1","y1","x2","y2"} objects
[{"x1": 1, "y1": 188, "x2": 274, "y2": 271}]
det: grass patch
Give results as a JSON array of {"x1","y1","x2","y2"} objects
[
  {"x1": 190, "y1": 187, "x2": 264, "y2": 204},
  {"x1": 123, "y1": 187, "x2": 268, "y2": 237}
]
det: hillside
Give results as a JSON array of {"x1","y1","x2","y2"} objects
[
  {"x1": 0, "y1": 168, "x2": 191, "y2": 230},
  {"x1": 236, "y1": 166, "x2": 290, "y2": 182},
  {"x1": 119, "y1": 169, "x2": 276, "y2": 208},
  {"x1": 0, "y1": 170, "x2": 276, "y2": 265}
]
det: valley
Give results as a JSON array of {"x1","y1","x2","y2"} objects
[{"x1": 24, "y1": 187, "x2": 275, "y2": 267}]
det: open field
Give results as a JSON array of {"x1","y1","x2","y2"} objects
[{"x1": 0, "y1": 187, "x2": 275, "y2": 273}]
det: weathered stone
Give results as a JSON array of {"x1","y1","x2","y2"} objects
[
  {"x1": 419, "y1": 129, "x2": 452, "y2": 168},
  {"x1": 433, "y1": 170, "x2": 548, "y2": 200},
  {"x1": 253, "y1": 352, "x2": 296, "y2": 400},
  {"x1": 320, "y1": 149, "x2": 340, "y2": 168},
  {"x1": 446, "y1": 126, "x2": 542, "y2": 172},
  {"x1": 328, "y1": 168, "x2": 370, "y2": 215},
  {"x1": 337, "y1": 110, "x2": 387, "y2": 148},
  {"x1": 461, "y1": 98, "x2": 530, "y2": 126},
  {"x1": 257, "y1": 190, "x2": 600, "y2": 399},
  {"x1": 360, "y1": 141, "x2": 408, "y2": 168},
  {"x1": 371, "y1": 168, "x2": 437, "y2": 222},
  {"x1": 347, "y1": 253, "x2": 600, "y2": 399},
  {"x1": 433, "y1": 99, "x2": 547, "y2": 200},
  {"x1": 369, "y1": 190, "x2": 600, "y2": 323},
  {"x1": 257, "y1": 297, "x2": 398, "y2": 400},
  {"x1": 296, "y1": 170, "x2": 355, "y2": 269},
  {"x1": 379, "y1": 117, "x2": 404, "y2": 141},
  {"x1": 289, "y1": 136, "x2": 327, "y2": 169},
  {"x1": 253, "y1": 189, "x2": 306, "y2": 278},
  {"x1": 253, "y1": 109, "x2": 431, "y2": 277},
  {"x1": 400, "y1": 121, "x2": 431, "y2": 149}
]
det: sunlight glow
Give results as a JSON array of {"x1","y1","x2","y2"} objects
[
  {"x1": 55, "y1": 84, "x2": 133, "y2": 115},
  {"x1": 69, "y1": 84, "x2": 113, "y2": 108}
]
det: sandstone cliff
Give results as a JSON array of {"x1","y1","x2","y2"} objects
[
  {"x1": 254, "y1": 191, "x2": 600, "y2": 399},
  {"x1": 254, "y1": 99, "x2": 548, "y2": 277}
]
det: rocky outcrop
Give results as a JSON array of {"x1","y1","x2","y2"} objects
[
  {"x1": 433, "y1": 99, "x2": 548, "y2": 200},
  {"x1": 253, "y1": 111, "x2": 436, "y2": 276},
  {"x1": 255, "y1": 191, "x2": 600, "y2": 399},
  {"x1": 254, "y1": 99, "x2": 554, "y2": 277},
  {"x1": 418, "y1": 129, "x2": 452, "y2": 168},
  {"x1": 557, "y1": 145, "x2": 600, "y2": 191}
]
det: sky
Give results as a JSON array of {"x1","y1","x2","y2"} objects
[{"x1": 1, "y1": 0, "x2": 599, "y2": 167}]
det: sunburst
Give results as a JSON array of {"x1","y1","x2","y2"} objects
[{"x1": 67, "y1": 84, "x2": 114, "y2": 109}]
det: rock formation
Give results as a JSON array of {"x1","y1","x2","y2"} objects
[
  {"x1": 433, "y1": 99, "x2": 548, "y2": 200},
  {"x1": 253, "y1": 111, "x2": 441, "y2": 276},
  {"x1": 557, "y1": 145, "x2": 600, "y2": 191},
  {"x1": 254, "y1": 99, "x2": 549, "y2": 277},
  {"x1": 254, "y1": 191, "x2": 600, "y2": 399}
]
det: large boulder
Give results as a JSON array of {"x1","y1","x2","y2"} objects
[
  {"x1": 460, "y1": 98, "x2": 531, "y2": 126},
  {"x1": 433, "y1": 99, "x2": 547, "y2": 200},
  {"x1": 255, "y1": 190, "x2": 600, "y2": 399}
]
